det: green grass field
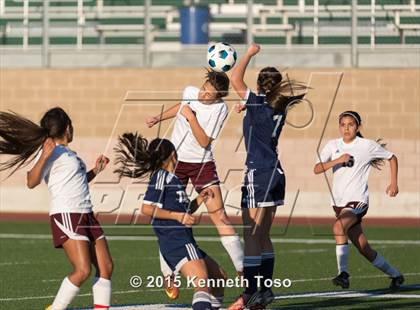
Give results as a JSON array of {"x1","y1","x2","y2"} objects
[{"x1": 0, "y1": 221, "x2": 419, "y2": 309}]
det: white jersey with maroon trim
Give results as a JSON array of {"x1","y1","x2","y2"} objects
[
  {"x1": 32, "y1": 144, "x2": 93, "y2": 215},
  {"x1": 171, "y1": 86, "x2": 228, "y2": 163},
  {"x1": 317, "y1": 137, "x2": 393, "y2": 206}
]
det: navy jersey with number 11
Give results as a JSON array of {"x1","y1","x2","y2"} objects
[{"x1": 143, "y1": 168, "x2": 196, "y2": 255}]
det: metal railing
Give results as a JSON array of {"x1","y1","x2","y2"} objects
[{"x1": 0, "y1": 0, "x2": 419, "y2": 67}]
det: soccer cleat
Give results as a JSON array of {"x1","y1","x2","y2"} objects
[
  {"x1": 164, "y1": 274, "x2": 179, "y2": 300},
  {"x1": 246, "y1": 291, "x2": 265, "y2": 309},
  {"x1": 389, "y1": 274, "x2": 405, "y2": 290},
  {"x1": 332, "y1": 271, "x2": 350, "y2": 289},
  {"x1": 227, "y1": 294, "x2": 247, "y2": 310},
  {"x1": 44, "y1": 306, "x2": 51, "y2": 310},
  {"x1": 259, "y1": 289, "x2": 275, "y2": 306}
]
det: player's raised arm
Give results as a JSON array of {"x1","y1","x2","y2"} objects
[
  {"x1": 146, "y1": 102, "x2": 181, "y2": 128},
  {"x1": 386, "y1": 155, "x2": 399, "y2": 197},
  {"x1": 87, "y1": 155, "x2": 110, "y2": 183},
  {"x1": 27, "y1": 138, "x2": 55, "y2": 188},
  {"x1": 231, "y1": 43, "x2": 260, "y2": 100}
]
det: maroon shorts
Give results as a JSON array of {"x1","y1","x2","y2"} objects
[
  {"x1": 175, "y1": 160, "x2": 220, "y2": 193},
  {"x1": 50, "y1": 212, "x2": 105, "y2": 248},
  {"x1": 333, "y1": 201, "x2": 369, "y2": 224}
]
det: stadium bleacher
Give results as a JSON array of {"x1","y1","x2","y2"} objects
[{"x1": 0, "y1": 0, "x2": 419, "y2": 48}]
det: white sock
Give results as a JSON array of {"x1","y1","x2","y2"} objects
[
  {"x1": 92, "y1": 277, "x2": 112, "y2": 308},
  {"x1": 159, "y1": 251, "x2": 173, "y2": 277},
  {"x1": 220, "y1": 235, "x2": 244, "y2": 272},
  {"x1": 210, "y1": 293, "x2": 223, "y2": 309},
  {"x1": 336, "y1": 244, "x2": 349, "y2": 274},
  {"x1": 372, "y1": 253, "x2": 401, "y2": 278},
  {"x1": 51, "y1": 277, "x2": 80, "y2": 310}
]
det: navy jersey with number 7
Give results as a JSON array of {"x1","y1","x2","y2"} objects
[
  {"x1": 242, "y1": 89, "x2": 288, "y2": 170},
  {"x1": 143, "y1": 168, "x2": 197, "y2": 255}
]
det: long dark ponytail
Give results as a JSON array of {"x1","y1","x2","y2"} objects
[
  {"x1": 114, "y1": 132, "x2": 175, "y2": 179},
  {"x1": 339, "y1": 111, "x2": 386, "y2": 170},
  {"x1": 257, "y1": 67, "x2": 308, "y2": 115},
  {"x1": 0, "y1": 107, "x2": 72, "y2": 176}
]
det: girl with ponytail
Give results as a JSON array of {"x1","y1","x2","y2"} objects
[
  {"x1": 0, "y1": 107, "x2": 113, "y2": 310},
  {"x1": 114, "y1": 132, "x2": 226, "y2": 310},
  {"x1": 314, "y1": 111, "x2": 404, "y2": 290},
  {"x1": 228, "y1": 44, "x2": 308, "y2": 310}
]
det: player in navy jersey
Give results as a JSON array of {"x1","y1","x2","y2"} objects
[
  {"x1": 114, "y1": 133, "x2": 226, "y2": 310},
  {"x1": 228, "y1": 44, "x2": 307, "y2": 310}
]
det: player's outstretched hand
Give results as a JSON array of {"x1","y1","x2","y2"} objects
[
  {"x1": 386, "y1": 183, "x2": 399, "y2": 197},
  {"x1": 246, "y1": 43, "x2": 261, "y2": 57},
  {"x1": 235, "y1": 103, "x2": 246, "y2": 113},
  {"x1": 94, "y1": 155, "x2": 110, "y2": 175},
  {"x1": 200, "y1": 187, "x2": 215, "y2": 202},
  {"x1": 146, "y1": 116, "x2": 159, "y2": 128},
  {"x1": 178, "y1": 213, "x2": 196, "y2": 227},
  {"x1": 41, "y1": 138, "x2": 56, "y2": 160}
]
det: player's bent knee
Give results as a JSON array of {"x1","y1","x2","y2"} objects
[{"x1": 74, "y1": 265, "x2": 91, "y2": 281}]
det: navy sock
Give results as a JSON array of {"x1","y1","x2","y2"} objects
[
  {"x1": 260, "y1": 252, "x2": 275, "y2": 291},
  {"x1": 192, "y1": 291, "x2": 211, "y2": 310},
  {"x1": 243, "y1": 256, "x2": 262, "y2": 295}
]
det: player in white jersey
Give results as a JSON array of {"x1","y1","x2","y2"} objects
[
  {"x1": 0, "y1": 108, "x2": 113, "y2": 310},
  {"x1": 146, "y1": 70, "x2": 244, "y2": 299},
  {"x1": 314, "y1": 111, "x2": 404, "y2": 290}
]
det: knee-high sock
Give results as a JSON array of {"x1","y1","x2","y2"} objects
[
  {"x1": 372, "y1": 253, "x2": 401, "y2": 278},
  {"x1": 51, "y1": 277, "x2": 80, "y2": 310},
  {"x1": 336, "y1": 244, "x2": 349, "y2": 274},
  {"x1": 93, "y1": 277, "x2": 111, "y2": 309},
  {"x1": 220, "y1": 235, "x2": 244, "y2": 272},
  {"x1": 243, "y1": 255, "x2": 262, "y2": 295},
  {"x1": 260, "y1": 251, "x2": 275, "y2": 291},
  {"x1": 192, "y1": 291, "x2": 212, "y2": 310}
]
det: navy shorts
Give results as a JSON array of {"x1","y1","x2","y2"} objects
[
  {"x1": 241, "y1": 167, "x2": 285, "y2": 209},
  {"x1": 161, "y1": 243, "x2": 207, "y2": 273}
]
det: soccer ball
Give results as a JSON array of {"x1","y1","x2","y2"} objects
[{"x1": 207, "y1": 42, "x2": 237, "y2": 72}]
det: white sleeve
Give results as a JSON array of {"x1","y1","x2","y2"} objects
[
  {"x1": 316, "y1": 141, "x2": 334, "y2": 164},
  {"x1": 177, "y1": 86, "x2": 199, "y2": 117},
  {"x1": 369, "y1": 140, "x2": 393, "y2": 160},
  {"x1": 180, "y1": 86, "x2": 198, "y2": 106},
  {"x1": 205, "y1": 104, "x2": 228, "y2": 140}
]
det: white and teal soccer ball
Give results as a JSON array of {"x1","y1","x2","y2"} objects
[{"x1": 207, "y1": 42, "x2": 237, "y2": 72}]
